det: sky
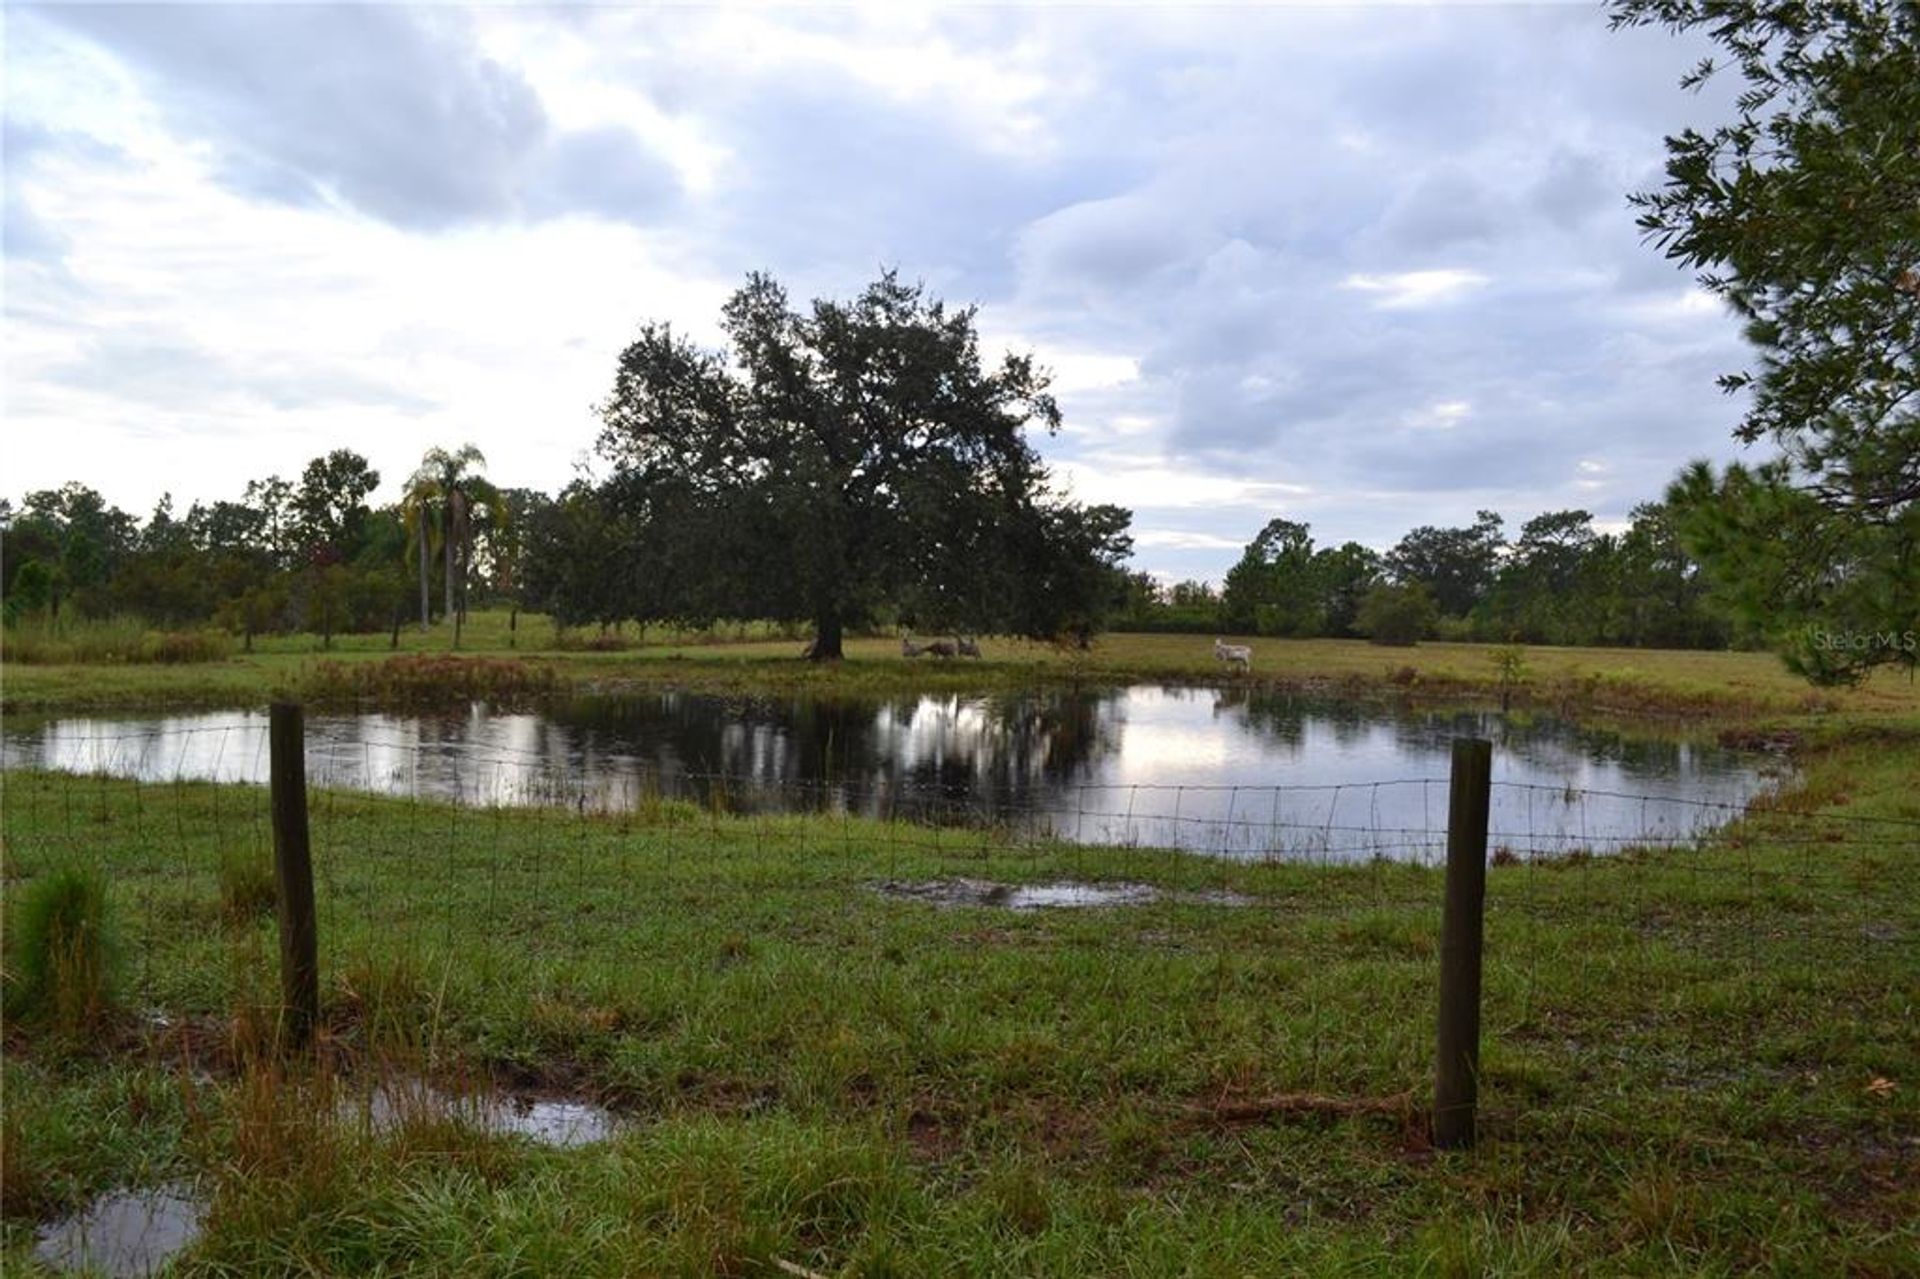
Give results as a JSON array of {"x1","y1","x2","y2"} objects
[{"x1": 3, "y1": 2, "x2": 1756, "y2": 584}]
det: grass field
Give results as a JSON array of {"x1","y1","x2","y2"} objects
[
  {"x1": 5, "y1": 614, "x2": 1919, "y2": 1273},
  {"x1": 7, "y1": 609, "x2": 1920, "y2": 725},
  {"x1": 4, "y1": 734, "x2": 1918, "y2": 1274}
]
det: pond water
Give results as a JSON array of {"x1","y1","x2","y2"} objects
[
  {"x1": 0, "y1": 686, "x2": 1776, "y2": 861},
  {"x1": 33, "y1": 1183, "x2": 205, "y2": 1277}
]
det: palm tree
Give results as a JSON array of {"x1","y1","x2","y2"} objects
[
  {"x1": 405, "y1": 445, "x2": 504, "y2": 638},
  {"x1": 401, "y1": 473, "x2": 442, "y2": 631}
]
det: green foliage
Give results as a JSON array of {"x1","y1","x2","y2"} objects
[
  {"x1": 1356, "y1": 582, "x2": 1436, "y2": 646},
  {"x1": 1668, "y1": 460, "x2": 1916, "y2": 684},
  {"x1": 1613, "y1": 0, "x2": 1919, "y2": 683},
  {"x1": 1482, "y1": 510, "x2": 1600, "y2": 643},
  {"x1": 1314, "y1": 540, "x2": 1384, "y2": 637},
  {"x1": 294, "y1": 449, "x2": 380, "y2": 556},
  {"x1": 1218, "y1": 521, "x2": 1385, "y2": 639},
  {"x1": 1222, "y1": 518, "x2": 1318, "y2": 635},
  {"x1": 1385, "y1": 511, "x2": 1504, "y2": 618},
  {"x1": 1111, "y1": 577, "x2": 1224, "y2": 633},
  {"x1": 519, "y1": 480, "x2": 645, "y2": 631},
  {"x1": 4, "y1": 558, "x2": 53, "y2": 624},
  {"x1": 1119, "y1": 500, "x2": 1730, "y2": 648},
  {"x1": 5, "y1": 868, "x2": 120, "y2": 1032},
  {"x1": 592, "y1": 271, "x2": 1131, "y2": 658},
  {"x1": 1489, "y1": 644, "x2": 1530, "y2": 707},
  {"x1": 2, "y1": 448, "x2": 407, "y2": 646},
  {"x1": 406, "y1": 444, "x2": 506, "y2": 635}
]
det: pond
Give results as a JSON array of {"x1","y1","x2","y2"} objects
[{"x1": 1, "y1": 686, "x2": 1777, "y2": 861}]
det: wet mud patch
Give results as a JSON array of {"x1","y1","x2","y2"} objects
[
  {"x1": 34, "y1": 1183, "x2": 205, "y2": 1277},
  {"x1": 873, "y1": 878, "x2": 1252, "y2": 910},
  {"x1": 344, "y1": 1075, "x2": 622, "y2": 1147}
]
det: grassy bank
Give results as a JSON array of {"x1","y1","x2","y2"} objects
[
  {"x1": 5, "y1": 737, "x2": 1916, "y2": 1274},
  {"x1": 7, "y1": 609, "x2": 1920, "y2": 723}
]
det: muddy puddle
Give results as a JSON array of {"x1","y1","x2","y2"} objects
[
  {"x1": 874, "y1": 878, "x2": 1252, "y2": 910},
  {"x1": 346, "y1": 1077, "x2": 621, "y2": 1147},
  {"x1": 33, "y1": 1183, "x2": 205, "y2": 1277},
  {"x1": 30, "y1": 1085, "x2": 616, "y2": 1275}
]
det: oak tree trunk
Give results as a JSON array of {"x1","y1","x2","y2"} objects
[{"x1": 810, "y1": 613, "x2": 844, "y2": 661}]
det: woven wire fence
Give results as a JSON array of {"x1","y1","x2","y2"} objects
[{"x1": 4, "y1": 718, "x2": 1915, "y2": 1100}]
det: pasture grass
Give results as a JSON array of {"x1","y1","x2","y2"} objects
[
  {"x1": 1, "y1": 616, "x2": 233, "y2": 667},
  {"x1": 7, "y1": 608, "x2": 1920, "y2": 724},
  {"x1": 2, "y1": 866, "x2": 122, "y2": 1038},
  {"x1": 3, "y1": 733, "x2": 1916, "y2": 1275}
]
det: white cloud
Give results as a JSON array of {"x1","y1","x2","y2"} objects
[
  {"x1": 1131, "y1": 529, "x2": 1249, "y2": 551},
  {"x1": 1405, "y1": 399, "x2": 1473, "y2": 429},
  {"x1": 4, "y1": 2, "x2": 1754, "y2": 587},
  {"x1": 1053, "y1": 458, "x2": 1314, "y2": 511},
  {"x1": 1342, "y1": 268, "x2": 1490, "y2": 309}
]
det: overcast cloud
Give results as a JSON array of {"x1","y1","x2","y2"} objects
[{"x1": 3, "y1": 2, "x2": 1754, "y2": 583}]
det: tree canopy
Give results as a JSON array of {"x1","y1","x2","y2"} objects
[
  {"x1": 1120, "y1": 502, "x2": 1729, "y2": 649},
  {"x1": 1612, "y1": 0, "x2": 1919, "y2": 683},
  {"x1": 1384, "y1": 512, "x2": 1505, "y2": 619},
  {"x1": 592, "y1": 271, "x2": 1132, "y2": 658}
]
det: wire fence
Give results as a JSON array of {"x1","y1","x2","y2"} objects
[
  {"x1": 5, "y1": 714, "x2": 1916, "y2": 1119},
  {"x1": 1, "y1": 718, "x2": 1785, "y2": 861}
]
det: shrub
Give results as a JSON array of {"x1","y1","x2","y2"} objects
[
  {"x1": 1356, "y1": 583, "x2": 1436, "y2": 647},
  {"x1": 5, "y1": 868, "x2": 120, "y2": 1032},
  {"x1": 1490, "y1": 643, "x2": 1530, "y2": 708}
]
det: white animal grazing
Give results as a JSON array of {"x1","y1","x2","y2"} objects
[{"x1": 1213, "y1": 637, "x2": 1252, "y2": 673}]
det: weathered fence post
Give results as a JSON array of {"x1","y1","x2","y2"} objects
[
  {"x1": 269, "y1": 701, "x2": 320, "y2": 1047},
  {"x1": 1434, "y1": 736, "x2": 1492, "y2": 1149}
]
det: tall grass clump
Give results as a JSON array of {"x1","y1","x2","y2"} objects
[
  {"x1": 2, "y1": 615, "x2": 233, "y2": 665},
  {"x1": 218, "y1": 848, "x2": 279, "y2": 925},
  {"x1": 301, "y1": 654, "x2": 561, "y2": 707},
  {"x1": 5, "y1": 867, "x2": 122, "y2": 1033}
]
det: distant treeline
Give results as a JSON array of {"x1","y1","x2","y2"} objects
[
  {"x1": 0, "y1": 448, "x2": 537, "y2": 648},
  {"x1": 4, "y1": 458, "x2": 1739, "y2": 657},
  {"x1": 1113, "y1": 506, "x2": 1742, "y2": 650}
]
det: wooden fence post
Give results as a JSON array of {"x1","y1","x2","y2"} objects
[
  {"x1": 269, "y1": 701, "x2": 319, "y2": 1047},
  {"x1": 1434, "y1": 736, "x2": 1492, "y2": 1149}
]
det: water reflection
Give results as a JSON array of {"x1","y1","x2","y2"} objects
[
  {"x1": 33, "y1": 1184, "x2": 205, "y2": 1277},
  {"x1": 1, "y1": 687, "x2": 1774, "y2": 861}
]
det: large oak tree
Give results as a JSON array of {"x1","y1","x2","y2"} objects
[{"x1": 594, "y1": 272, "x2": 1131, "y2": 659}]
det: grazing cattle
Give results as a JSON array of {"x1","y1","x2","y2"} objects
[
  {"x1": 955, "y1": 636, "x2": 980, "y2": 658},
  {"x1": 924, "y1": 639, "x2": 958, "y2": 659},
  {"x1": 901, "y1": 636, "x2": 924, "y2": 658},
  {"x1": 1214, "y1": 637, "x2": 1253, "y2": 673}
]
